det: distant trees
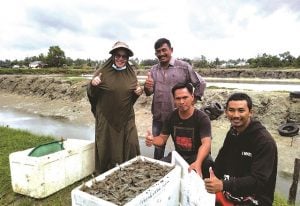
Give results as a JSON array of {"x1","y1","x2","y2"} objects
[
  {"x1": 0, "y1": 46, "x2": 100, "y2": 69},
  {"x1": 46, "y1": 46, "x2": 66, "y2": 67},
  {"x1": 193, "y1": 55, "x2": 213, "y2": 68},
  {"x1": 1, "y1": 49, "x2": 300, "y2": 69},
  {"x1": 247, "y1": 51, "x2": 299, "y2": 68},
  {"x1": 140, "y1": 59, "x2": 158, "y2": 66}
]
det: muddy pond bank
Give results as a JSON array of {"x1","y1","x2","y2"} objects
[{"x1": 0, "y1": 75, "x2": 299, "y2": 185}]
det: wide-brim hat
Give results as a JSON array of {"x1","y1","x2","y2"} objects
[{"x1": 109, "y1": 41, "x2": 134, "y2": 57}]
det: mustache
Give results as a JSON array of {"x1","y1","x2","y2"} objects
[{"x1": 158, "y1": 55, "x2": 166, "y2": 59}]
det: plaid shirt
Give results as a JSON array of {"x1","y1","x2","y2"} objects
[{"x1": 148, "y1": 58, "x2": 201, "y2": 122}]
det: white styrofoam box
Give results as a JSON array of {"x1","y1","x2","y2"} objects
[
  {"x1": 71, "y1": 156, "x2": 181, "y2": 206},
  {"x1": 171, "y1": 151, "x2": 215, "y2": 206},
  {"x1": 9, "y1": 139, "x2": 95, "y2": 199}
]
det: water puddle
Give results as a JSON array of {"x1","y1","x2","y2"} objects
[
  {"x1": 0, "y1": 107, "x2": 165, "y2": 158},
  {"x1": 0, "y1": 107, "x2": 94, "y2": 141}
]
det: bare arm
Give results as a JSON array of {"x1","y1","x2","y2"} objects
[
  {"x1": 145, "y1": 130, "x2": 168, "y2": 147},
  {"x1": 188, "y1": 136, "x2": 211, "y2": 177}
]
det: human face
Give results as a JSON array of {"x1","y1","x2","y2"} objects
[
  {"x1": 155, "y1": 43, "x2": 173, "y2": 66},
  {"x1": 174, "y1": 88, "x2": 194, "y2": 113},
  {"x1": 114, "y1": 49, "x2": 128, "y2": 68},
  {"x1": 225, "y1": 100, "x2": 252, "y2": 133}
]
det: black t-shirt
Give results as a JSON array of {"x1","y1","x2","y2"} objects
[{"x1": 161, "y1": 109, "x2": 211, "y2": 159}]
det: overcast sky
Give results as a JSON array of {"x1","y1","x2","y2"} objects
[{"x1": 1, "y1": 0, "x2": 300, "y2": 61}]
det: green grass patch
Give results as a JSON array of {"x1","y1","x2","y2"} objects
[
  {"x1": 273, "y1": 193, "x2": 292, "y2": 206},
  {"x1": 0, "y1": 126, "x2": 88, "y2": 205}
]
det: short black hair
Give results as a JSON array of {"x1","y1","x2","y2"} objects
[
  {"x1": 171, "y1": 83, "x2": 194, "y2": 97},
  {"x1": 226, "y1": 92, "x2": 253, "y2": 110},
  {"x1": 154, "y1": 38, "x2": 171, "y2": 50}
]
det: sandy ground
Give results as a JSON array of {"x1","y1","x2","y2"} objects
[{"x1": 0, "y1": 89, "x2": 299, "y2": 178}]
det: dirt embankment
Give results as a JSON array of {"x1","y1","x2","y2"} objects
[
  {"x1": 137, "y1": 68, "x2": 300, "y2": 79},
  {"x1": 0, "y1": 75, "x2": 299, "y2": 175}
]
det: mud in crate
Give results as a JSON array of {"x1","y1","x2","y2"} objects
[
  {"x1": 71, "y1": 156, "x2": 181, "y2": 206},
  {"x1": 9, "y1": 139, "x2": 95, "y2": 199}
]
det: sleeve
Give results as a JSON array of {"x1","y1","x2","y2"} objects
[
  {"x1": 86, "y1": 82, "x2": 98, "y2": 117},
  {"x1": 86, "y1": 68, "x2": 103, "y2": 117},
  {"x1": 223, "y1": 139, "x2": 277, "y2": 196},
  {"x1": 186, "y1": 64, "x2": 205, "y2": 101},
  {"x1": 131, "y1": 78, "x2": 140, "y2": 104},
  {"x1": 214, "y1": 133, "x2": 231, "y2": 178},
  {"x1": 198, "y1": 112, "x2": 212, "y2": 138}
]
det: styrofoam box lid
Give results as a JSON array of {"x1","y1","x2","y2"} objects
[{"x1": 9, "y1": 139, "x2": 94, "y2": 165}]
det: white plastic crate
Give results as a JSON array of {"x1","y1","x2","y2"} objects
[
  {"x1": 71, "y1": 156, "x2": 181, "y2": 206},
  {"x1": 9, "y1": 139, "x2": 95, "y2": 198},
  {"x1": 171, "y1": 151, "x2": 215, "y2": 206}
]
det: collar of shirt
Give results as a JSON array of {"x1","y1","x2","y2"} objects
[
  {"x1": 158, "y1": 57, "x2": 175, "y2": 69},
  {"x1": 112, "y1": 63, "x2": 126, "y2": 71}
]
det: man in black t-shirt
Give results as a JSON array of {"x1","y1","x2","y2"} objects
[{"x1": 145, "y1": 83, "x2": 212, "y2": 178}]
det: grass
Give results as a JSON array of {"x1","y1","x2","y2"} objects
[
  {"x1": 0, "y1": 126, "x2": 87, "y2": 206},
  {"x1": 0, "y1": 126, "x2": 293, "y2": 205},
  {"x1": 273, "y1": 193, "x2": 292, "y2": 206}
]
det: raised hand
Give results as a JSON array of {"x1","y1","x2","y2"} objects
[
  {"x1": 134, "y1": 81, "x2": 143, "y2": 96},
  {"x1": 144, "y1": 72, "x2": 154, "y2": 91},
  {"x1": 145, "y1": 129, "x2": 154, "y2": 147},
  {"x1": 91, "y1": 73, "x2": 102, "y2": 86},
  {"x1": 204, "y1": 167, "x2": 223, "y2": 193}
]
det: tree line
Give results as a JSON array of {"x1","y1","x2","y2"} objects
[{"x1": 1, "y1": 46, "x2": 300, "y2": 69}]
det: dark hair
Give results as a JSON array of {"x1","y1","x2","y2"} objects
[
  {"x1": 226, "y1": 92, "x2": 253, "y2": 110},
  {"x1": 154, "y1": 38, "x2": 172, "y2": 49},
  {"x1": 171, "y1": 83, "x2": 194, "y2": 97}
]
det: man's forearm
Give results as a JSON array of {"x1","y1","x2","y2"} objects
[
  {"x1": 153, "y1": 135, "x2": 168, "y2": 147},
  {"x1": 195, "y1": 139, "x2": 211, "y2": 167}
]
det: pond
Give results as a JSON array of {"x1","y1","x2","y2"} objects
[{"x1": 135, "y1": 76, "x2": 300, "y2": 91}]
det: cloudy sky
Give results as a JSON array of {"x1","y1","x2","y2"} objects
[{"x1": 1, "y1": 0, "x2": 300, "y2": 61}]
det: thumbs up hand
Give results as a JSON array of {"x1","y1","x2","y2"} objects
[
  {"x1": 145, "y1": 129, "x2": 154, "y2": 147},
  {"x1": 91, "y1": 73, "x2": 102, "y2": 86},
  {"x1": 204, "y1": 167, "x2": 223, "y2": 194},
  {"x1": 209, "y1": 167, "x2": 216, "y2": 178},
  {"x1": 144, "y1": 72, "x2": 154, "y2": 92},
  {"x1": 134, "y1": 81, "x2": 143, "y2": 96}
]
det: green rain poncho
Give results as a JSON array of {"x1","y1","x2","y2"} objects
[{"x1": 87, "y1": 57, "x2": 141, "y2": 174}]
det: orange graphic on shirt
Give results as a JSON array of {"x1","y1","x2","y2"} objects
[{"x1": 175, "y1": 136, "x2": 192, "y2": 150}]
